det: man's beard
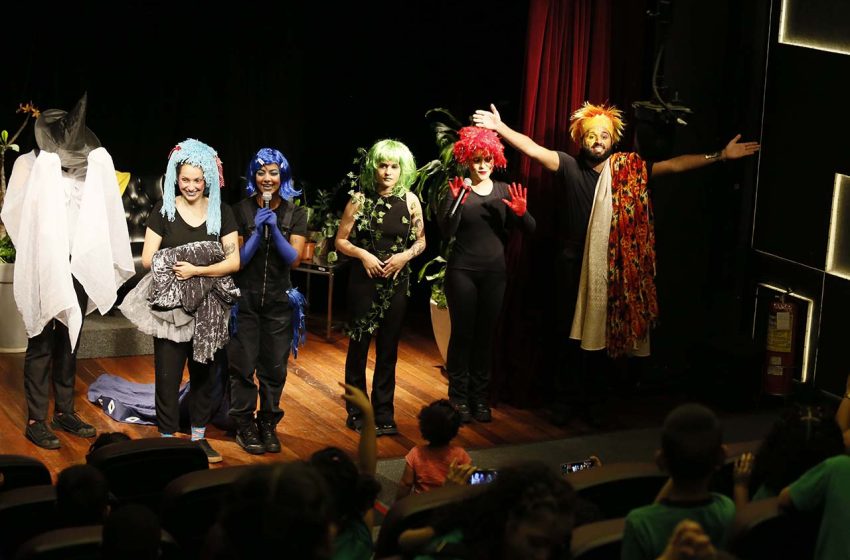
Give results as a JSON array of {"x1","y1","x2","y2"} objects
[{"x1": 580, "y1": 145, "x2": 613, "y2": 166}]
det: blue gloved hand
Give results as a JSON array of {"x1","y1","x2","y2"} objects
[{"x1": 254, "y1": 207, "x2": 274, "y2": 230}]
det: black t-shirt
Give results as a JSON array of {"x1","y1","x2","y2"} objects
[
  {"x1": 231, "y1": 196, "x2": 308, "y2": 293},
  {"x1": 440, "y1": 180, "x2": 536, "y2": 272},
  {"x1": 554, "y1": 151, "x2": 653, "y2": 259},
  {"x1": 146, "y1": 199, "x2": 238, "y2": 248}
]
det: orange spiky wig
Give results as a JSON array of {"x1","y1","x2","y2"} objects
[
  {"x1": 568, "y1": 102, "x2": 625, "y2": 144},
  {"x1": 452, "y1": 126, "x2": 508, "y2": 168}
]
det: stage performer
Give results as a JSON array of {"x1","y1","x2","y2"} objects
[
  {"x1": 227, "y1": 147, "x2": 307, "y2": 455},
  {"x1": 473, "y1": 102, "x2": 760, "y2": 424},
  {"x1": 123, "y1": 138, "x2": 239, "y2": 463},
  {"x1": 437, "y1": 127, "x2": 536, "y2": 423},
  {"x1": 1, "y1": 93, "x2": 135, "y2": 449},
  {"x1": 335, "y1": 139, "x2": 426, "y2": 437}
]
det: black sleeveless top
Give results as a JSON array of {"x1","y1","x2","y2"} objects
[{"x1": 353, "y1": 193, "x2": 413, "y2": 267}]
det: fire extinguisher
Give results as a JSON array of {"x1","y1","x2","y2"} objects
[{"x1": 763, "y1": 292, "x2": 797, "y2": 396}]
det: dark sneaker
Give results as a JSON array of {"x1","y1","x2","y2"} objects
[
  {"x1": 51, "y1": 413, "x2": 96, "y2": 438},
  {"x1": 26, "y1": 421, "x2": 60, "y2": 450},
  {"x1": 345, "y1": 416, "x2": 363, "y2": 434},
  {"x1": 452, "y1": 402, "x2": 473, "y2": 424},
  {"x1": 195, "y1": 439, "x2": 222, "y2": 463},
  {"x1": 235, "y1": 423, "x2": 265, "y2": 455},
  {"x1": 257, "y1": 420, "x2": 281, "y2": 454},
  {"x1": 472, "y1": 403, "x2": 492, "y2": 423},
  {"x1": 375, "y1": 423, "x2": 399, "y2": 436}
]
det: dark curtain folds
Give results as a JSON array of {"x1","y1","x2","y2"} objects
[{"x1": 492, "y1": 0, "x2": 612, "y2": 407}]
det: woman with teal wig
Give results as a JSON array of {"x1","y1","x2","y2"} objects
[{"x1": 335, "y1": 139, "x2": 426, "y2": 436}]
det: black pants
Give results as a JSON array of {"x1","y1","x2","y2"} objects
[
  {"x1": 227, "y1": 291, "x2": 293, "y2": 427},
  {"x1": 344, "y1": 270, "x2": 408, "y2": 425},
  {"x1": 551, "y1": 252, "x2": 611, "y2": 411},
  {"x1": 24, "y1": 277, "x2": 89, "y2": 421},
  {"x1": 154, "y1": 338, "x2": 218, "y2": 434},
  {"x1": 444, "y1": 267, "x2": 506, "y2": 406}
]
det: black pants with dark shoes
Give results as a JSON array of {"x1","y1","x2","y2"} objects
[
  {"x1": 227, "y1": 290, "x2": 293, "y2": 427},
  {"x1": 24, "y1": 277, "x2": 89, "y2": 421},
  {"x1": 344, "y1": 270, "x2": 408, "y2": 426},
  {"x1": 444, "y1": 267, "x2": 506, "y2": 407},
  {"x1": 154, "y1": 338, "x2": 218, "y2": 434}
]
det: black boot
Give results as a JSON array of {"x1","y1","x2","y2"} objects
[
  {"x1": 235, "y1": 420, "x2": 265, "y2": 455},
  {"x1": 257, "y1": 419, "x2": 281, "y2": 453}
]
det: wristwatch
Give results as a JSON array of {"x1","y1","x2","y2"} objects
[{"x1": 704, "y1": 151, "x2": 722, "y2": 160}]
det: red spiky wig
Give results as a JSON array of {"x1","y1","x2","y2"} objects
[
  {"x1": 452, "y1": 126, "x2": 508, "y2": 168},
  {"x1": 569, "y1": 102, "x2": 625, "y2": 144}
]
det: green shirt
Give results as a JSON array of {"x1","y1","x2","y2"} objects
[
  {"x1": 789, "y1": 454, "x2": 850, "y2": 560},
  {"x1": 621, "y1": 493, "x2": 736, "y2": 560},
  {"x1": 333, "y1": 518, "x2": 373, "y2": 560}
]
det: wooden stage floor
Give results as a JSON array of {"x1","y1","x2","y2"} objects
[{"x1": 0, "y1": 309, "x2": 680, "y2": 481}]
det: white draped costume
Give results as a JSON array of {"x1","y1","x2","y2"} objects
[{"x1": 1, "y1": 148, "x2": 135, "y2": 349}]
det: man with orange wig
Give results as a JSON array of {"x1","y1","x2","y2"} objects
[{"x1": 473, "y1": 102, "x2": 759, "y2": 425}]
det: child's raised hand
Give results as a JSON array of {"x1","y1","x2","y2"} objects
[
  {"x1": 445, "y1": 459, "x2": 477, "y2": 486},
  {"x1": 339, "y1": 382, "x2": 372, "y2": 416}
]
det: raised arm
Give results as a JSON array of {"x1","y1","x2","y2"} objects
[
  {"x1": 473, "y1": 103, "x2": 560, "y2": 172},
  {"x1": 651, "y1": 134, "x2": 761, "y2": 177}
]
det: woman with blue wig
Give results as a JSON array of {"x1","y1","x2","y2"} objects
[
  {"x1": 227, "y1": 147, "x2": 307, "y2": 455},
  {"x1": 335, "y1": 139, "x2": 426, "y2": 436}
]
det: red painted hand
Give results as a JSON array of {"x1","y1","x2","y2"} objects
[
  {"x1": 502, "y1": 182, "x2": 527, "y2": 216},
  {"x1": 449, "y1": 176, "x2": 471, "y2": 205}
]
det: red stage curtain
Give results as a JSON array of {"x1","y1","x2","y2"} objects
[{"x1": 492, "y1": 0, "x2": 612, "y2": 407}]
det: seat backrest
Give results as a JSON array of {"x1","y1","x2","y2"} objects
[
  {"x1": 14, "y1": 524, "x2": 182, "y2": 560},
  {"x1": 0, "y1": 455, "x2": 52, "y2": 493},
  {"x1": 160, "y1": 465, "x2": 258, "y2": 558},
  {"x1": 570, "y1": 517, "x2": 626, "y2": 560},
  {"x1": 0, "y1": 484, "x2": 58, "y2": 559},
  {"x1": 373, "y1": 484, "x2": 483, "y2": 559},
  {"x1": 727, "y1": 496, "x2": 819, "y2": 560},
  {"x1": 86, "y1": 437, "x2": 208, "y2": 510},
  {"x1": 568, "y1": 462, "x2": 668, "y2": 520}
]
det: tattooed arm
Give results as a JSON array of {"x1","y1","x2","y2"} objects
[
  {"x1": 172, "y1": 231, "x2": 241, "y2": 280},
  {"x1": 383, "y1": 192, "x2": 426, "y2": 279}
]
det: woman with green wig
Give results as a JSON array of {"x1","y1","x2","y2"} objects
[{"x1": 335, "y1": 139, "x2": 426, "y2": 436}]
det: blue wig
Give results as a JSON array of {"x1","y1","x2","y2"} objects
[
  {"x1": 161, "y1": 138, "x2": 224, "y2": 235},
  {"x1": 245, "y1": 147, "x2": 301, "y2": 201}
]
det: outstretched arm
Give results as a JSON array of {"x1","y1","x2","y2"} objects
[
  {"x1": 339, "y1": 382, "x2": 376, "y2": 476},
  {"x1": 652, "y1": 134, "x2": 761, "y2": 177},
  {"x1": 473, "y1": 104, "x2": 561, "y2": 172}
]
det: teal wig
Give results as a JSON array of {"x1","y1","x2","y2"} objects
[
  {"x1": 359, "y1": 139, "x2": 417, "y2": 197},
  {"x1": 161, "y1": 138, "x2": 224, "y2": 235},
  {"x1": 245, "y1": 147, "x2": 301, "y2": 200}
]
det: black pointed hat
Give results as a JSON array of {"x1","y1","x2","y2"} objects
[{"x1": 34, "y1": 92, "x2": 101, "y2": 174}]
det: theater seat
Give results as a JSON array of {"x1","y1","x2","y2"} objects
[
  {"x1": 0, "y1": 455, "x2": 52, "y2": 493},
  {"x1": 568, "y1": 462, "x2": 668, "y2": 520},
  {"x1": 570, "y1": 517, "x2": 626, "y2": 560},
  {"x1": 14, "y1": 524, "x2": 182, "y2": 560},
  {"x1": 0, "y1": 484, "x2": 58, "y2": 559},
  {"x1": 374, "y1": 484, "x2": 484, "y2": 559},
  {"x1": 727, "y1": 496, "x2": 819, "y2": 560},
  {"x1": 86, "y1": 437, "x2": 208, "y2": 510},
  {"x1": 160, "y1": 465, "x2": 258, "y2": 558}
]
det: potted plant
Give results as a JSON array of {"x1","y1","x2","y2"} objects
[
  {"x1": 0, "y1": 102, "x2": 40, "y2": 352},
  {"x1": 412, "y1": 108, "x2": 465, "y2": 364}
]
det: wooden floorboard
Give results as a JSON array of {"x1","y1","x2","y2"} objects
[{"x1": 0, "y1": 309, "x2": 678, "y2": 481}]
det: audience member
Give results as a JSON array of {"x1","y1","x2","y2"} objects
[
  {"x1": 309, "y1": 383, "x2": 381, "y2": 560},
  {"x1": 204, "y1": 462, "x2": 334, "y2": 559},
  {"x1": 55, "y1": 464, "x2": 110, "y2": 527},
  {"x1": 87, "y1": 431, "x2": 132, "y2": 455},
  {"x1": 396, "y1": 399, "x2": 472, "y2": 500},
  {"x1": 621, "y1": 404, "x2": 734, "y2": 560},
  {"x1": 400, "y1": 461, "x2": 576, "y2": 560},
  {"x1": 656, "y1": 519, "x2": 739, "y2": 560},
  {"x1": 102, "y1": 503, "x2": 162, "y2": 560},
  {"x1": 732, "y1": 402, "x2": 844, "y2": 508}
]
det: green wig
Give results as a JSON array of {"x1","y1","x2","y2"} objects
[{"x1": 359, "y1": 139, "x2": 417, "y2": 197}]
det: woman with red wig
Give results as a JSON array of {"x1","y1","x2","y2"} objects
[{"x1": 438, "y1": 127, "x2": 535, "y2": 423}]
